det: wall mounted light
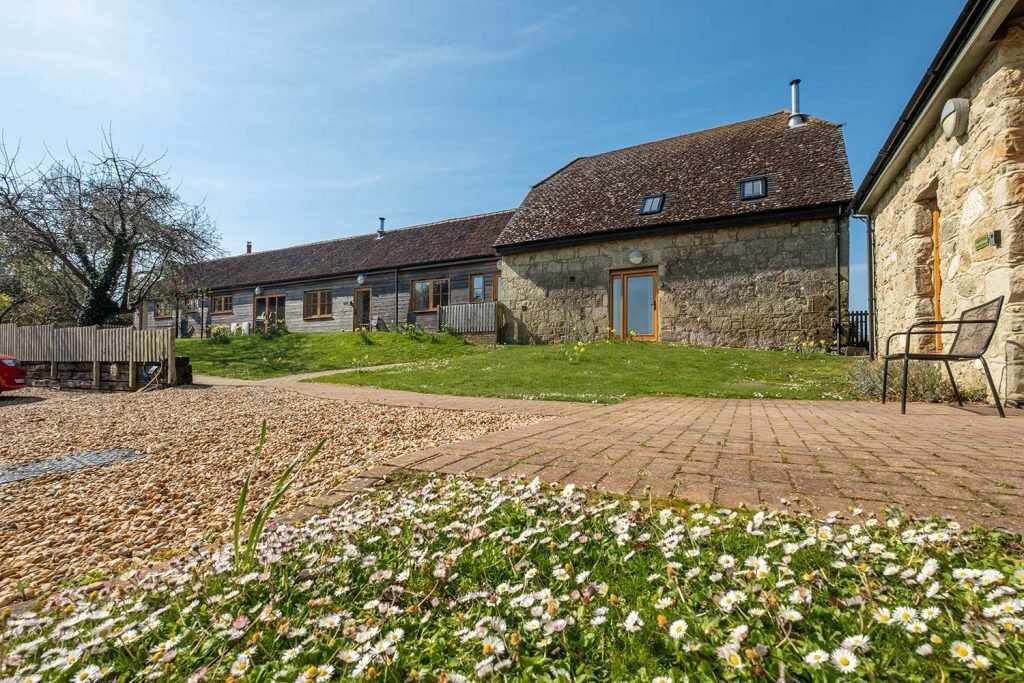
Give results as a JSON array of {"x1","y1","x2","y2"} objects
[
  {"x1": 254, "y1": 286, "x2": 263, "y2": 296},
  {"x1": 941, "y1": 98, "x2": 969, "y2": 139},
  {"x1": 628, "y1": 250, "x2": 643, "y2": 265},
  {"x1": 356, "y1": 274, "x2": 366, "y2": 285},
  {"x1": 495, "y1": 258, "x2": 503, "y2": 270}
]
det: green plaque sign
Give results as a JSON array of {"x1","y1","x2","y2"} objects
[{"x1": 975, "y1": 235, "x2": 991, "y2": 251}]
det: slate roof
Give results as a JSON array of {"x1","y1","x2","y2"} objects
[
  {"x1": 495, "y1": 111, "x2": 853, "y2": 248},
  {"x1": 196, "y1": 210, "x2": 513, "y2": 290}
]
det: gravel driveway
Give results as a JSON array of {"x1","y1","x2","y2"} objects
[{"x1": 0, "y1": 386, "x2": 542, "y2": 599}]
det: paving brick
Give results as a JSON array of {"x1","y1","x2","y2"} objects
[{"x1": 383, "y1": 396, "x2": 1024, "y2": 531}]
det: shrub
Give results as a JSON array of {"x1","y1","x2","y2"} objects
[
  {"x1": 849, "y1": 359, "x2": 986, "y2": 403},
  {"x1": 209, "y1": 325, "x2": 231, "y2": 344},
  {"x1": 257, "y1": 323, "x2": 289, "y2": 340}
]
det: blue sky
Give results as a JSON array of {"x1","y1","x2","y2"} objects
[{"x1": 0, "y1": 0, "x2": 967, "y2": 309}]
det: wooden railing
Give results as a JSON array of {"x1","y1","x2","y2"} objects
[
  {"x1": 0, "y1": 323, "x2": 176, "y2": 388},
  {"x1": 438, "y1": 302, "x2": 500, "y2": 334}
]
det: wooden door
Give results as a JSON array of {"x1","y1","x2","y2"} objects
[
  {"x1": 353, "y1": 288, "x2": 371, "y2": 329},
  {"x1": 254, "y1": 295, "x2": 285, "y2": 332},
  {"x1": 609, "y1": 268, "x2": 659, "y2": 340}
]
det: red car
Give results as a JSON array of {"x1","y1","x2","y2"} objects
[{"x1": 0, "y1": 354, "x2": 28, "y2": 393}]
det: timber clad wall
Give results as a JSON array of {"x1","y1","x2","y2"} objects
[
  {"x1": 501, "y1": 217, "x2": 848, "y2": 347},
  {"x1": 144, "y1": 260, "x2": 499, "y2": 335},
  {"x1": 871, "y1": 25, "x2": 1024, "y2": 401}
]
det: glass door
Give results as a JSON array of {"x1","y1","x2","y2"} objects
[
  {"x1": 353, "y1": 287, "x2": 371, "y2": 329},
  {"x1": 254, "y1": 295, "x2": 286, "y2": 332},
  {"x1": 609, "y1": 269, "x2": 658, "y2": 340}
]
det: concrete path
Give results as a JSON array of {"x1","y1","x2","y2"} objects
[
  {"x1": 192, "y1": 372, "x2": 592, "y2": 417},
  {"x1": 387, "y1": 396, "x2": 1024, "y2": 531}
]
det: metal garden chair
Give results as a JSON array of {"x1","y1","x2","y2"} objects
[{"x1": 882, "y1": 296, "x2": 1005, "y2": 418}]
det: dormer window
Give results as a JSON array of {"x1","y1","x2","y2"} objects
[
  {"x1": 740, "y1": 176, "x2": 767, "y2": 200},
  {"x1": 640, "y1": 193, "x2": 665, "y2": 215}
]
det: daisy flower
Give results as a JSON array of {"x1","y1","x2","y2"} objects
[
  {"x1": 949, "y1": 641, "x2": 974, "y2": 661},
  {"x1": 668, "y1": 619, "x2": 688, "y2": 639},
  {"x1": 623, "y1": 611, "x2": 644, "y2": 633},
  {"x1": 803, "y1": 650, "x2": 828, "y2": 666},
  {"x1": 831, "y1": 647, "x2": 858, "y2": 673}
]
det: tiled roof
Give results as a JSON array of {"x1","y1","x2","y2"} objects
[
  {"x1": 496, "y1": 111, "x2": 853, "y2": 248},
  {"x1": 195, "y1": 210, "x2": 513, "y2": 290}
]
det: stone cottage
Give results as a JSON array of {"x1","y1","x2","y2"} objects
[
  {"x1": 146, "y1": 87, "x2": 853, "y2": 350},
  {"x1": 495, "y1": 109, "x2": 853, "y2": 346},
  {"x1": 853, "y1": 0, "x2": 1024, "y2": 405}
]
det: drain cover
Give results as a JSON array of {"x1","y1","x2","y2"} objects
[{"x1": 0, "y1": 448, "x2": 146, "y2": 484}]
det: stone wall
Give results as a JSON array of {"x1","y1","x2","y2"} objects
[
  {"x1": 499, "y1": 216, "x2": 848, "y2": 348},
  {"x1": 23, "y1": 358, "x2": 193, "y2": 391},
  {"x1": 871, "y1": 24, "x2": 1024, "y2": 404}
]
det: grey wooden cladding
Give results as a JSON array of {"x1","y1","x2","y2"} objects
[
  {"x1": 0, "y1": 323, "x2": 172, "y2": 363},
  {"x1": 438, "y1": 302, "x2": 498, "y2": 333}
]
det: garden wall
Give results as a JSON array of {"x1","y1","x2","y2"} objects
[{"x1": 22, "y1": 357, "x2": 193, "y2": 391}]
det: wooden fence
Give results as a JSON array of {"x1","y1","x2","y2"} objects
[
  {"x1": 0, "y1": 323, "x2": 176, "y2": 388},
  {"x1": 438, "y1": 302, "x2": 500, "y2": 334}
]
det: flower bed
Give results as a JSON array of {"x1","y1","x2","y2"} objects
[{"x1": 2, "y1": 475, "x2": 1023, "y2": 681}]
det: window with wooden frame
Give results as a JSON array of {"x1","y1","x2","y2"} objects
[
  {"x1": 303, "y1": 289, "x2": 333, "y2": 319},
  {"x1": 412, "y1": 278, "x2": 449, "y2": 312},
  {"x1": 210, "y1": 293, "x2": 233, "y2": 314},
  {"x1": 152, "y1": 300, "x2": 172, "y2": 319},
  {"x1": 469, "y1": 273, "x2": 486, "y2": 303},
  {"x1": 186, "y1": 298, "x2": 200, "y2": 313},
  {"x1": 492, "y1": 271, "x2": 501, "y2": 301}
]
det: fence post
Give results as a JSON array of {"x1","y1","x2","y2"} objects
[
  {"x1": 166, "y1": 327, "x2": 177, "y2": 386},
  {"x1": 128, "y1": 331, "x2": 137, "y2": 391},
  {"x1": 49, "y1": 324, "x2": 57, "y2": 380},
  {"x1": 92, "y1": 325, "x2": 101, "y2": 389}
]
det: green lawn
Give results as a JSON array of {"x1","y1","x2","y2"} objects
[
  {"x1": 312, "y1": 340, "x2": 857, "y2": 402},
  {"x1": 177, "y1": 329, "x2": 476, "y2": 380}
]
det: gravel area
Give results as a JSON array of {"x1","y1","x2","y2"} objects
[{"x1": 0, "y1": 386, "x2": 543, "y2": 599}]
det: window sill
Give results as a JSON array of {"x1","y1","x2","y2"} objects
[
  {"x1": 153, "y1": 316, "x2": 173, "y2": 320},
  {"x1": 303, "y1": 315, "x2": 334, "y2": 321},
  {"x1": 412, "y1": 309, "x2": 439, "y2": 314},
  {"x1": 210, "y1": 311, "x2": 233, "y2": 316}
]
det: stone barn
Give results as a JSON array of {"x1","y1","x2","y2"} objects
[{"x1": 493, "y1": 104, "x2": 853, "y2": 347}]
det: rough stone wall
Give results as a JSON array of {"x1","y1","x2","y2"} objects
[
  {"x1": 22, "y1": 358, "x2": 193, "y2": 390},
  {"x1": 872, "y1": 25, "x2": 1024, "y2": 403},
  {"x1": 500, "y1": 217, "x2": 848, "y2": 348}
]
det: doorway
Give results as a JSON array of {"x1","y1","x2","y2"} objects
[
  {"x1": 254, "y1": 294, "x2": 285, "y2": 333},
  {"x1": 354, "y1": 287, "x2": 371, "y2": 329},
  {"x1": 609, "y1": 268, "x2": 658, "y2": 340}
]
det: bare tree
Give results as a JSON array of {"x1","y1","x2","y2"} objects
[{"x1": 0, "y1": 131, "x2": 220, "y2": 325}]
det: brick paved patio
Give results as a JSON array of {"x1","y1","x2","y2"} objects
[{"x1": 388, "y1": 397, "x2": 1024, "y2": 531}]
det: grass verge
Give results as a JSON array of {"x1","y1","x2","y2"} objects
[
  {"x1": 312, "y1": 341, "x2": 856, "y2": 402},
  {"x1": 2, "y1": 475, "x2": 1021, "y2": 681},
  {"x1": 177, "y1": 330, "x2": 476, "y2": 380}
]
